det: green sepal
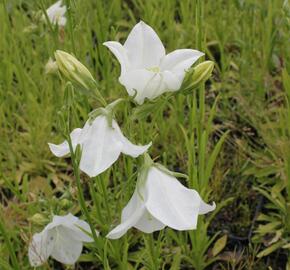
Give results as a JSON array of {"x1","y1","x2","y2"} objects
[{"x1": 154, "y1": 163, "x2": 188, "y2": 179}]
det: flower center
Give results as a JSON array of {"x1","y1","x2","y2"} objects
[{"x1": 147, "y1": 66, "x2": 160, "y2": 73}]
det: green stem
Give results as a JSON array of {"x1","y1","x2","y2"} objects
[
  {"x1": 93, "y1": 87, "x2": 107, "y2": 107},
  {"x1": 65, "y1": 0, "x2": 76, "y2": 55},
  {"x1": 88, "y1": 179, "x2": 105, "y2": 225},
  {"x1": 145, "y1": 234, "x2": 158, "y2": 270},
  {"x1": 195, "y1": 0, "x2": 205, "y2": 191},
  {"x1": 66, "y1": 138, "x2": 99, "y2": 244},
  {"x1": 99, "y1": 175, "x2": 112, "y2": 223},
  {"x1": 39, "y1": 0, "x2": 58, "y2": 50}
]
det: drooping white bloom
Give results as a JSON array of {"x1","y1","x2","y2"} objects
[
  {"x1": 48, "y1": 115, "x2": 151, "y2": 177},
  {"x1": 104, "y1": 21, "x2": 204, "y2": 104},
  {"x1": 43, "y1": 0, "x2": 67, "y2": 26},
  {"x1": 107, "y1": 165, "x2": 216, "y2": 239},
  {"x1": 29, "y1": 213, "x2": 96, "y2": 266}
]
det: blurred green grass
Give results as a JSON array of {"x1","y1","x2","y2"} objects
[{"x1": 0, "y1": 0, "x2": 290, "y2": 269}]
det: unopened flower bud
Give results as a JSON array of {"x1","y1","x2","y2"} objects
[
  {"x1": 192, "y1": 61, "x2": 214, "y2": 85},
  {"x1": 55, "y1": 50, "x2": 97, "y2": 90},
  {"x1": 28, "y1": 213, "x2": 48, "y2": 226},
  {"x1": 59, "y1": 198, "x2": 72, "y2": 209},
  {"x1": 182, "y1": 61, "x2": 214, "y2": 93}
]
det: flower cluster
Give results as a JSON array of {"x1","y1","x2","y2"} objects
[{"x1": 29, "y1": 4, "x2": 216, "y2": 266}]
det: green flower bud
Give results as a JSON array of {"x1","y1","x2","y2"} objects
[
  {"x1": 182, "y1": 61, "x2": 214, "y2": 94},
  {"x1": 192, "y1": 61, "x2": 214, "y2": 85},
  {"x1": 59, "y1": 198, "x2": 72, "y2": 209},
  {"x1": 28, "y1": 213, "x2": 49, "y2": 225},
  {"x1": 55, "y1": 50, "x2": 97, "y2": 90}
]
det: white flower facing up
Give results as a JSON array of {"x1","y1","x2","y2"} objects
[
  {"x1": 104, "y1": 21, "x2": 204, "y2": 104},
  {"x1": 48, "y1": 107, "x2": 151, "y2": 177},
  {"x1": 107, "y1": 160, "x2": 216, "y2": 239},
  {"x1": 43, "y1": 0, "x2": 67, "y2": 26},
  {"x1": 29, "y1": 213, "x2": 96, "y2": 266}
]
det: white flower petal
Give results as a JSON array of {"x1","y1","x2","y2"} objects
[
  {"x1": 79, "y1": 116, "x2": 123, "y2": 177},
  {"x1": 199, "y1": 200, "x2": 216, "y2": 214},
  {"x1": 46, "y1": 1, "x2": 66, "y2": 26},
  {"x1": 124, "y1": 21, "x2": 165, "y2": 69},
  {"x1": 160, "y1": 49, "x2": 204, "y2": 75},
  {"x1": 47, "y1": 213, "x2": 95, "y2": 242},
  {"x1": 29, "y1": 214, "x2": 95, "y2": 266},
  {"x1": 58, "y1": 16, "x2": 67, "y2": 26},
  {"x1": 161, "y1": 70, "x2": 182, "y2": 91},
  {"x1": 48, "y1": 128, "x2": 82, "y2": 157},
  {"x1": 51, "y1": 213, "x2": 78, "y2": 226},
  {"x1": 134, "y1": 71, "x2": 180, "y2": 102},
  {"x1": 49, "y1": 6, "x2": 66, "y2": 19},
  {"x1": 51, "y1": 226, "x2": 94, "y2": 244},
  {"x1": 50, "y1": 112, "x2": 147, "y2": 177},
  {"x1": 142, "y1": 72, "x2": 167, "y2": 101},
  {"x1": 29, "y1": 230, "x2": 54, "y2": 267},
  {"x1": 145, "y1": 167, "x2": 207, "y2": 230},
  {"x1": 134, "y1": 209, "x2": 165, "y2": 233},
  {"x1": 119, "y1": 69, "x2": 153, "y2": 103},
  {"x1": 120, "y1": 184, "x2": 165, "y2": 233},
  {"x1": 103, "y1": 41, "x2": 129, "y2": 75},
  {"x1": 107, "y1": 190, "x2": 145, "y2": 239},
  {"x1": 121, "y1": 188, "x2": 145, "y2": 220},
  {"x1": 107, "y1": 206, "x2": 146, "y2": 239},
  {"x1": 58, "y1": 5, "x2": 67, "y2": 16},
  {"x1": 46, "y1": 0, "x2": 62, "y2": 16},
  {"x1": 71, "y1": 219, "x2": 96, "y2": 242},
  {"x1": 50, "y1": 227, "x2": 83, "y2": 265},
  {"x1": 120, "y1": 69, "x2": 163, "y2": 104},
  {"x1": 112, "y1": 121, "x2": 151, "y2": 157}
]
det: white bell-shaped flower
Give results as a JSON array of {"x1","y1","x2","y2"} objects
[
  {"x1": 44, "y1": 0, "x2": 67, "y2": 26},
  {"x1": 104, "y1": 21, "x2": 204, "y2": 104},
  {"x1": 29, "y1": 213, "x2": 96, "y2": 266},
  {"x1": 107, "y1": 164, "x2": 216, "y2": 239},
  {"x1": 49, "y1": 113, "x2": 151, "y2": 177}
]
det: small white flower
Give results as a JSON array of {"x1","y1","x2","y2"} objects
[
  {"x1": 104, "y1": 21, "x2": 204, "y2": 104},
  {"x1": 107, "y1": 165, "x2": 216, "y2": 239},
  {"x1": 43, "y1": 0, "x2": 66, "y2": 26},
  {"x1": 29, "y1": 213, "x2": 96, "y2": 266},
  {"x1": 49, "y1": 115, "x2": 151, "y2": 177}
]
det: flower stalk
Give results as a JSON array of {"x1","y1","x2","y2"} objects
[{"x1": 66, "y1": 138, "x2": 99, "y2": 246}]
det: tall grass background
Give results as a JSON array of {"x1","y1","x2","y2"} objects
[{"x1": 0, "y1": 0, "x2": 290, "y2": 269}]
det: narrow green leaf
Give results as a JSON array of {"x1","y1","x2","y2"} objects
[
  {"x1": 256, "y1": 241, "x2": 284, "y2": 258},
  {"x1": 212, "y1": 234, "x2": 228, "y2": 257}
]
